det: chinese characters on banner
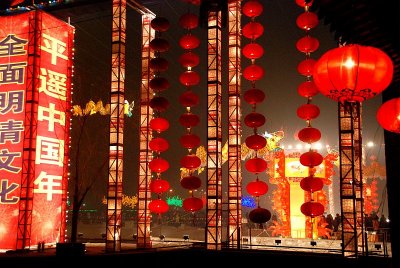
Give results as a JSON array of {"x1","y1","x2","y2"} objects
[{"x1": 0, "y1": 10, "x2": 74, "y2": 250}]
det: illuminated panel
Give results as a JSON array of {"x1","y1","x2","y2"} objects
[
  {"x1": 0, "y1": 12, "x2": 30, "y2": 251},
  {"x1": 227, "y1": 0, "x2": 241, "y2": 249},
  {"x1": 106, "y1": 0, "x2": 126, "y2": 252},
  {"x1": 137, "y1": 13, "x2": 154, "y2": 249},
  {"x1": 30, "y1": 10, "x2": 74, "y2": 247},
  {"x1": 206, "y1": 11, "x2": 222, "y2": 250}
]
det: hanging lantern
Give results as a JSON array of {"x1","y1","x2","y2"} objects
[
  {"x1": 313, "y1": 44, "x2": 394, "y2": 103},
  {"x1": 296, "y1": 11, "x2": 319, "y2": 30},
  {"x1": 245, "y1": 134, "x2": 267, "y2": 150},
  {"x1": 297, "y1": 127, "x2": 321, "y2": 144},
  {"x1": 150, "y1": 38, "x2": 170, "y2": 52},
  {"x1": 149, "y1": 96, "x2": 170, "y2": 112},
  {"x1": 179, "y1": 70, "x2": 200, "y2": 86},
  {"x1": 300, "y1": 151, "x2": 323, "y2": 167},
  {"x1": 243, "y1": 64, "x2": 265, "y2": 81},
  {"x1": 300, "y1": 176, "x2": 324, "y2": 192},
  {"x1": 249, "y1": 207, "x2": 272, "y2": 224},
  {"x1": 296, "y1": 36, "x2": 319, "y2": 53},
  {"x1": 377, "y1": 97, "x2": 400, "y2": 133},
  {"x1": 243, "y1": 43, "x2": 264, "y2": 60},
  {"x1": 180, "y1": 175, "x2": 202, "y2": 190},
  {"x1": 244, "y1": 88, "x2": 265, "y2": 104},
  {"x1": 150, "y1": 117, "x2": 170, "y2": 132},
  {"x1": 150, "y1": 179, "x2": 170, "y2": 194},
  {"x1": 179, "y1": 34, "x2": 200, "y2": 50},
  {"x1": 149, "y1": 57, "x2": 169, "y2": 72},
  {"x1": 149, "y1": 137, "x2": 169, "y2": 153},
  {"x1": 179, "y1": 113, "x2": 200, "y2": 127},
  {"x1": 179, "y1": 90, "x2": 199, "y2": 107},
  {"x1": 180, "y1": 155, "x2": 202, "y2": 169},
  {"x1": 183, "y1": 197, "x2": 203, "y2": 212},
  {"x1": 296, "y1": 103, "x2": 320, "y2": 121},
  {"x1": 149, "y1": 199, "x2": 169, "y2": 214},
  {"x1": 179, "y1": 52, "x2": 200, "y2": 68},
  {"x1": 150, "y1": 17, "x2": 170, "y2": 32},
  {"x1": 179, "y1": 13, "x2": 199, "y2": 29},
  {"x1": 149, "y1": 157, "x2": 170, "y2": 173},
  {"x1": 245, "y1": 157, "x2": 268, "y2": 173},
  {"x1": 295, "y1": 0, "x2": 314, "y2": 8},
  {"x1": 242, "y1": 0, "x2": 263, "y2": 18},
  {"x1": 297, "y1": 58, "x2": 316, "y2": 76},
  {"x1": 300, "y1": 201, "x2": 324, "y2": 217},
  {"x1": 180, "y1": 133, "x2": 201, "y2": 149},
  {"x1": 242, "y1": 21, "x2": 264, "y2": 40},
  {"x1": 246, "y1": 179, "x2": 268, "y2": 197},
  {"x1": 149, "y1": 77, "x2": 170, "y2": 92},
  {"x1": 297, "y1": 80, "x2": 319, "y2": 98},
  {"x1": 244, "y1": 112, "x2": 266, "y2": 128}
]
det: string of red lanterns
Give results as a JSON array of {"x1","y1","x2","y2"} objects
[
  {"x1": 295, "y1": 0, "x2": 325, "y2": 238},
  {"x1": 148, "y1": 17, "x2": 171, "y2": 216},
  {"x1": 242, "y1": 0, "x2": 271, "y2": 226},
  {"x1": 178, "y1": 2, "x2": 203, "y2": 214}
]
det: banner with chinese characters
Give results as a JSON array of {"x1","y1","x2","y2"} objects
[{"x1": 0, "y1": 10, "x2": 73, "y2": 251}]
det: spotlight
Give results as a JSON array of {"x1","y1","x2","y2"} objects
[
  {"x1": 310, "y1": 241, "x2": 317, "y2": 246},
  {"x1": 183, "y1": 235, "x2": 189, "y2": 241},
  {"x1": 375, "y1": 244, "x2": 382, "y2": 251},
  {"x1": 275, "y1": 239, "x2": 282, "y2": 245},
  {"x1": 159, "y1": 235, "x2": 165, "y2": 241}
]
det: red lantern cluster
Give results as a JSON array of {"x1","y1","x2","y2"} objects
[
  {"x1": 148, "y1": 17, "x2": 171, "y2": 215},
  {"x1": 242, "y1": 0, "x2": 270, "y2": 225},
  {"x1": 179, "y1": 2, "x2": 203, "y2": 214},
  {"x1": 295, "y1": 1, "x2": 324, "y2": 230}
]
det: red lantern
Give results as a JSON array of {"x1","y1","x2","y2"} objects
[
  {"x1": 245, "y1": 134, "x2": 266, "y2": 150},
  {"x1": 296, "y1": 103, "x2": 320, "y2": 120},
  {"x1": 149, "y1": 199, "x2": 169, "y2": 214},
  {"x1": 377, "y1": 97, "x2": 400, "y2": 133},
  {"x1": 245, "y1": 157, "x2": 268, "y2": 173},
  {"x1": 180, "y1": 175, "x2": 202, "y2": 190},
  {"x1": 243, "y1": 64, "x2": 265, "y2": 81},
  {"x1": 243, "y1": 43, "x2": 264, "y2": 60},
  {"x1": 149, "y1": 96, "x2": 169, "y2": 112},
  {"x1": 242, "y1": 0, "x2": 263, "y2": 18},
  {"x1": 150, "y1": 77, "x2": 170, "y2": 92},
  {"x1": 295, "y1": 0, "x2": 314, "y2": 8},
  {"x1": 296, "y1": 11, "x2": 319, "y2": 30},
  {"x1": 242, "y1": 21, "x2": 264, "y2": 40},
  {"x1": 179, "y1": 13, "x2": 198, "y2": 29},
  {"x1": 179, "y1": 34, "x2": 200, "y2": 50},
  {"x1": 151, "y1": 17, "x2": 170, "y2": 32},
  {"x1": 179, "y1": 90, "x2": 199, "y2": 107},
  {"x1": 300, "y1": 151, "x2": 323, "y2": 167},
  {"x1": 297, "y1": 58, "x2": 316, "y2": 76},
  {"x1": 296, "y1": 36, "x2": 319, "y2": 53},
  {"x1": 244, "y1": 112, "x2": 266, "y2": 128},
  {"x1": 150, "y1": 179, "x2": 170, "y2": 194},
  {"x1": 149, "y1": 57, "x2": 169, "y2": 72},
  {"x1": 300, "y1": 201, "x2": 324, "y2": 217},
  {"x1": 246, "y1": 179, "x2": 268, "y2": 196},
  {"x1": 297, "y1": 127, "x2": 321, "y2": 144},
  {"x1": 180, "y1": 155, "x2": 201, "y2": 169},
  {"x1": 300, "y1": 176, "x2": 323, "y2": 192},
  {"x1": 297, "y1": 80, "x2": 319, "y2": 98},
  {"x1": 149, "y1": 38, "x2": 170, "y2": 53},
  {"x1": 249, "y1": 207, "x2": 271, "y2": 224},
  {"x1": 179, "y1": 52, "x2": 200, "y2": 68},
  {"x1": 313, "y1": 44, "x2": 394, "y2": 103},
  {"x1": 179, "y1": 113, "x2": 200, "y2": 127},
  {"x1": 183, "y1": 197, "x2": 203, "y2": 212},
  {"x1": 150, "y1": 117, "x2": 169, "y2": 132},
  {"x1": 149, "y1": 137, "x2": 169, "y2": 153},
  {"x1": 149, "y1": 157, "x2": 170, "y2": 173},
  {"x1": 179, "y1": 70, "x2": 200, "y2": 86},
  {"x1": 180, "y1": 133, "x2": 201, "y2": 149},
  {"x1": 244, "y1": 88, "x2": 265, "y2": 104}
]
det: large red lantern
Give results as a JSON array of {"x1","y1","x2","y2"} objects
[
  {"x1": 300, "y1": 151, "x2": 323, "y2": 167},
  {"x1": 249, "y1": 207, "x2": 271, "y2": 224},
  {"x1": 296, "y1": 103, "x2": 320, "y2": 120},
  {"x1": 149, "y1": 137, "x2": 169, "y2": 153},
  {"x1": 245, "y1": 157, "x2": 268, "y2": 173},
  {"x1": 183, "y1": 197, "x2": 203, "y2": 212},
  {"x1": 298, "y1": 127, "x2": 321, "y2": 144},
  {"x1": 313, "y1": 44, "x2": 394, "y2": 103},
  {"x1": 296, "y1": 36, "x2": 319, "y2": 53},
  {"x1": 243, "y1": 64, "x2": 265, "y2": 81},
  {"x1": 150, "y1": 117, "x2": 170, "y2": 132},
  {"x1": 179, "y1": 13, "x2": 198, "y2": 29},
  {"x1": 149, "y1": 158, "x2": 170, "y2": 173},
  {"x1": 180, "y1": 155, "x2": 201, "y2": 169},
  {"x1": 246, "y1": 179, "x2": 268, "y2": 197},
  {"x1": 180, "y1": 133, "x2": 201, "y2": 149},
  {"x1": 149, "y1": 96, "x2": 169, "y2": 112},
  {"x1": 150, "y1": 77, "x2": 170, "y2": 92},
  {"x1": 245, "y1": 134, "x2": 266, "y2": 150},
  {"x1": 300, "y1": 176, "x2": 324, "y2": 192},
  {"x1": 179, "y1": 90, "x2": 199, "y2": 107},
  {"x1": 300, "y1": 201, "x2": 324, "y2": 217},
  {"x1": 242, "y1": 0, "x2": 263, "y2": 18},
  {"x1": 244, "y1": 112, "x2": 266, "y2": 128},
  {"x1": 377, "y1": 97, "x2": 400, "y2": 133},
  {"x1": 179, "y1": 113, "x2": 200, "y2": 127},
  {"x1": 179, "y1": 34, "x2": 200, "y2": 50},
  {"x1": 297, "y1": 80, "x2": 319, "y2": 98},
  {"x1": 179, "y1": 52, "x2": 200, "y2": 68},
  {"x1": 242, "y1": 21, "x2": 264, "y2": 40},
  {"x1": 244, "y1": 88, "x2": 265, "y2": 104},
  {"x1": 149, "y1": 199, "x2": 169, "y2": 214},
  {"x1": 243, "y1": 43, "x2": 264, "y2": 60},
  {"x1": 150, "y1": 179, "x2": 170, "y2": 194},
  {"x1": 180, "y1": 175, "x2": 202, "y2": 190},
  {"x1": 296, "y1": 11, "x2": 319, "y2": 30},
  {"x1": 179, "y1": 70, "x2": 200, "y2": 86}
]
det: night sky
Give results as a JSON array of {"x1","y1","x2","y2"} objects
[{"x1": 41, "y1": 0, "x2": 387, "y2": 213}]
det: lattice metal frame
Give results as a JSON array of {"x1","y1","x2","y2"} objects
[
  {"x1": 137, "y1": 13, "x2": 155, "y2": 249},
  {"x1": 206, "y1": 10, "x2": 223, "y2": 250},
  {"x1": 106, "y1": 0, "x2": 126, "y2": 252},
  {"x1": 338, "y1": 101, "x2": 365, "y2": 257},
  {"x1": 227, "y1": 0, "x2": 242, "y2": 249}
]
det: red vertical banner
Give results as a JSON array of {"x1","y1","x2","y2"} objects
[
  {"x1": 31, "y1": 11, "x2": 73, "y2": 245},
  {"x1": 0, "y1": 10, "x2": 73, "y2": 251}
]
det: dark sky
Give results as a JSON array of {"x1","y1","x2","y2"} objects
[{"x1": 42, "y1": 0, "x2": 387, "y2": 211}]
